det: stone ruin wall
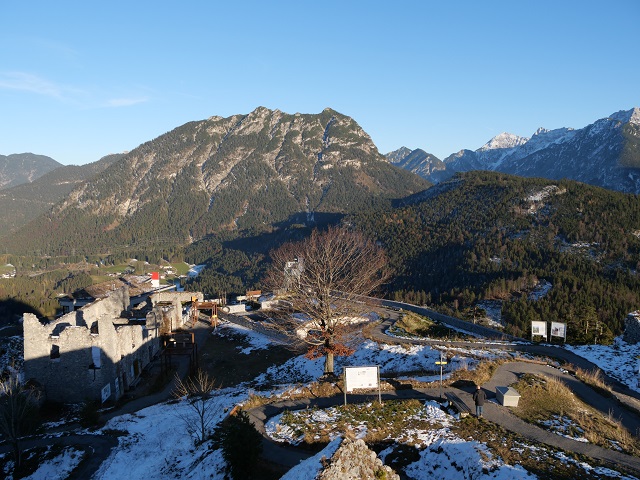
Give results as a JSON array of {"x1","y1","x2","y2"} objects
[
  {"x1": 23, "y1": 288, "x2": 160, "y2": 403},
  {"x1": 623, "y1": 311, "x2": 640, "y2": 344}
]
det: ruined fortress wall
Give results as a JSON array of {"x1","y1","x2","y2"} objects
[
  {"x1": 23, "y1": 288, "x2": 157, "y2": 403},
  {"x1": 151, "y1": 291, "x2": 202, "y2": 331},
  {"x1": 23, "y1": 314, "x2": 118, "y2": 402}
]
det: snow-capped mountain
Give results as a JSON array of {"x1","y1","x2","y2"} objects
[{"x1": 389, "y1": 108, "x2": 640, "y2": 194}]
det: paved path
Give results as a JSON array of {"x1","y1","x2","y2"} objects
[
  {"x1": 242, "y1": 309, "x2": 640, "y2": 476},
  {"x1": 247, "y1": 361, "x2": 640, "y2": 475},
  {"x1": 367, "y1": 315, "x2": 640, "y2": 416},
  {"x1": 470, "y1": 362, "x2": 640, "y2": 474}
]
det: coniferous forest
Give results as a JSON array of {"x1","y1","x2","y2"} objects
[{"x1": 1, "y1": 170, "x2": 639, "y2": 344}]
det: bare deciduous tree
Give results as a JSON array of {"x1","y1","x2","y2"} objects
[
  {"x1": 0, "y1": 376, "x2": 41, "y2": 468},
  {"x1": 172, "y1": 369, "x2": 221, "y2": 444},
  {"x1": 264, "y1": 226, "x2": 391, "y2": 375}
]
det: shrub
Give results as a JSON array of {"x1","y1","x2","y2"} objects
[
  {"x1": 220, "y1": 410, "x2": 263, "y2": 479},
  {"x1": 79, "y1": 399, "x2": 101, "y2": 428}
]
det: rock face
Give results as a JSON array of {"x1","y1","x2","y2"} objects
[
  {"x1": 623, "y1": 312, "x2": 640, "y2": 344},
  {"x1": 318, "y1": 438, "x2": 399, "y2": 480}
]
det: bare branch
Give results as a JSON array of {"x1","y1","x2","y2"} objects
[
  {"x1": 263, "y1": 226, "x2": 391, "y2": 375},
  {"x1": 172, "y1": 370, "x2": 221, "y2": 444}
]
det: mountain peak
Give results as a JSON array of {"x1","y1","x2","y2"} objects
[
  {"x1": 479, "y1": 132, "x2": 529, "y2": 152},
  {"x1": 609, "y1": 107, "x2": 640, "y2": 126}
]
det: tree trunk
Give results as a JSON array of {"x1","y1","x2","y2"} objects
[{"x1": 324, "y1": 351, "x2": 334, "y2": 375}]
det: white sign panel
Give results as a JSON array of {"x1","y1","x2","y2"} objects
[
  {"x1": 101, "y1": 383, "x2": 111, "y2": 404},
  {"x1": 344, "y1": 366, "x2": 379, "y2": 393},
  {"x1": 531, "y1": 321, "x2": 547, "y2": 337},
  {"x1": 550, "y1": 322, "x2": 566, "y2": 338}
]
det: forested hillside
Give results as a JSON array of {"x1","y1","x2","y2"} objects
[
  {"x1": 353, "y1": 171, "x2": 640, "y2": 341},
  {"x1": 0, "y1": 154, "x2": 123, "y2": 238},
  {"x1": 3, "y1": 107, "x2": 429, "y2": 256}
]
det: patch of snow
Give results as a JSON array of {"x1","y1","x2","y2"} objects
[
  {"x1": 216, "y1": 320, "x2": 271, "y2": 353},
  {"x1": 529, "y1": 280, "x2": 552, "y2": 301},
  {"x1": 565, "y1": 336, "x2": 640, "y2": 392},
  {"x1": 280, "y1": 437, "x2": 342, "y2": 480},
  {"x1": 94, "y1": 387, "x2": 247, "y2": 479},
  {"x1": 186, "y1": 264, "x2": 206, "y2": 278},
  {"x1": 20, "y1": 447, "x2": 84, "y2": 480}
]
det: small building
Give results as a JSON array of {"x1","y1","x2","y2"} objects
[{"x1": 495, "y1": 386, "x2": 520, "y2": 407}]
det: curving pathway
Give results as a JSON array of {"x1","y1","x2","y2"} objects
[
  {"x1": 244, "y1": 309, "x2": 640, "y2": 476},
  {"x1": 247, "y1": 361, "x2": 640, "y2": 475}
]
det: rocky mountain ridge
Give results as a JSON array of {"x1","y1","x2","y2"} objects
[
  {"x1": 3, "y1": 107, "x2": 429, "y2": 255},
  {"x1": 388, "y1": 107, "x2": 640, "y2": 193}
]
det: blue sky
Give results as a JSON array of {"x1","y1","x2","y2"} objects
[{"x1": 2, "y1": 1, "x2": 639, "y2": 165}]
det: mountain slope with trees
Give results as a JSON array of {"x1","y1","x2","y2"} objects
[
  {"x1": 352, "y1": 171, "x2": 640, "y2": 341},
  {"x1": 0, "y1": 153, "x2": 62, "y2": 190},
  {"x1": 0, "y1": 154, "x2": 124, "y2": 239},
  {"x1": 3, "y1": 107, "x2": 430, "y2": 256}
]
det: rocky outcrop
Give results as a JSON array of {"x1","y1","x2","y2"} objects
[
  {"x1": 318, "y1": 438, "x2": 399, "y2": 480},
  {"x1": 623, "y1": 311, "x2": 640, "y2": 344}
]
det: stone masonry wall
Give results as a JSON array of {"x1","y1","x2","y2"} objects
[
  {"x1": 623, "y1": 312, "x2": 640, "y2": 344},
  {"x1": 23, "y1": 288, "x2": 159, "y2": 403}
]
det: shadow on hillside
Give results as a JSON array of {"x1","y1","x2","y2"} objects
[
  {"x1": 0, "y1": 299, "x2": 40, "y2": 337},
  {"x1": 222, "y1": 212, "x2": 344, "y2": 254}
]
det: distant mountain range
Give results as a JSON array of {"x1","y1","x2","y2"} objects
[
  {"x1": 0, "y1": 154, "x2": 123, "y2": 236},
  {"x1": 386, "y1": 108, "x2": 640, "y2": 193},
  {"x1": 2, "y1": 107, "x2": 429, "y2": 254},
  {"x1": 0, "y1": 153, "x2": 61, "y2": 190},
  {"x1": 3, "y1": 106, "x2": 640, "y2": 256}
]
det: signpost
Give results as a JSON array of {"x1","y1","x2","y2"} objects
[{"x1": 435, "y1": 352, "x2": 448, "y2": 398}]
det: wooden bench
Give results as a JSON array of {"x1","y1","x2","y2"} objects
[{"x1": 444, "y1": 392, "x2": 472, "y2": 418}]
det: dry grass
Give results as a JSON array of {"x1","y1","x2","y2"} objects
[
  {"x1": 565, "y1": 364, "x2": 613, "y2": 396},
  {"x1": 450, "y1": 358, "x2": 506, "y2": 386},
  {"x1": 278, "y1": 399, "x2": 432, "y2": 446},
  {"x1": 512, "y1": 373, "x2": 640, "y2": 456},
  {"x1": 388, "y1": 311, "x2": 468, "y2": 340}
]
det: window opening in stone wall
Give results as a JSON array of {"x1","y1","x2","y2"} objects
[{"x1": 50, "y1": 345, "x2": 60, "y2": 360}]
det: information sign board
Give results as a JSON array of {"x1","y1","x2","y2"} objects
[{"x1": 344, "y1": 366, "x2": 379, "y2": 392}]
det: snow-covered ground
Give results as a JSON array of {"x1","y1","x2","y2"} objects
[
  {"x1": 2, "y1": 446, "x2": 83, "y2": 480},
  {"x1": 3, "y1": 321, "x2": 640, "y2": 479},
  {"x1": 565, "y1": 336, "x2": 640, "y2": 392}
]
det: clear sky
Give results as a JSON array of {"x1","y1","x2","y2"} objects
[{"x1": 2, "y1": 1, "x2": 639, "y2": 165}]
